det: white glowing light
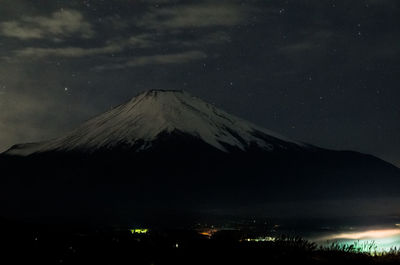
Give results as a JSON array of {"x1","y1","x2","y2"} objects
[
  {"x1": 322, "y1": 229, "x2": 400, "y2": 241},
  {"x1": 313, "y1": 227, "x2": 400, "y2": 253}
]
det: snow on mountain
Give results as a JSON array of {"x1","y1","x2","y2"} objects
[{"x1": 5, "y1": 90, "x2": 306, "y2": 156}]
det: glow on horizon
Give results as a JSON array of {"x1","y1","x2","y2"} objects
[{"x1": 319, "y1": 229, "x2": 400, "y2": 241}]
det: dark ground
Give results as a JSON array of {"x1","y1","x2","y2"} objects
[{"x1": 1, "y1": 218, "x2": 400, "y2": 265}]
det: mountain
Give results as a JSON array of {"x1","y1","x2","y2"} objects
[
  {"x1": 1, "y1": 90, "x2": 400, "y2": 225},
  {"x1": 5, "y1": 89, "x2": 306, "y2": 156}
]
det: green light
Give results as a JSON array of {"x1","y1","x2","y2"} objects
[{"x1": 130, "y1": 228, "x2": 149, "y2": 234}]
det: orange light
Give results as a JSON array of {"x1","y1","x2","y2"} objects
[{"x1": 198, "y1": 229, "x2": 218, "y2": 238}]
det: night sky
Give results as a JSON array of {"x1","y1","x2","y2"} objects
[{"x1": 0, "y1": 0, "x2": 399, "y2": 167}]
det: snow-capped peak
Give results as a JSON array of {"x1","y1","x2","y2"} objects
[{"x1": 5, "y1": 90, "x2": 305, "y2": 156}]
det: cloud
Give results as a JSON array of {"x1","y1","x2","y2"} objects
[
  {"x1": 95, "y1": 50, "x2": 207, "y2": 70},
  {"x1": 127, "y1": 34, "x2": 158, "y2": 48},
  {"x1": 279, "y1": 31, "x2": 334, "y2": 54},
  {"x1": 14, "y1": 43, "x2": 123, "y2": 58},
  {"x1": 0, "y1": 21, "x2": 43, "y2": 40},
  {"x1": 3, "y1": 2, "x2": 248, "y2": 70},
  {"x1": 10, "y1": 33, "x2": 159, "y2": 59},
  {"x1": 9, "y1": 31, "x2": 221, "y2": 59},
  {"x1": 0, "y1": 9, "x2": 94, "y2": 40},
  {"x1": 137, "y1": 2, "x2": 249, "y2": 30},
  {"x1": 170, "y1": 31, "x2": 232, "y2": 47},
  {"x1": 202, "y1": 31, "x2": 232, "y2": 44}
]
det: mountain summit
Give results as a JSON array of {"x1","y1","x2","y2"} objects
[{"x1": 5, "y1": 90, "x2": 305, "y2": 156}]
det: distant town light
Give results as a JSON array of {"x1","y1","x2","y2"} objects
[
  {"x1": 198, "y1": 228, "x2": 218, "y2": 238},
  {"x1": 130, "y1": 228, "x2": 149, "y2": 234},
  {"x1": 242, "y1": 237, "x2": 276, "y2": 242}
]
